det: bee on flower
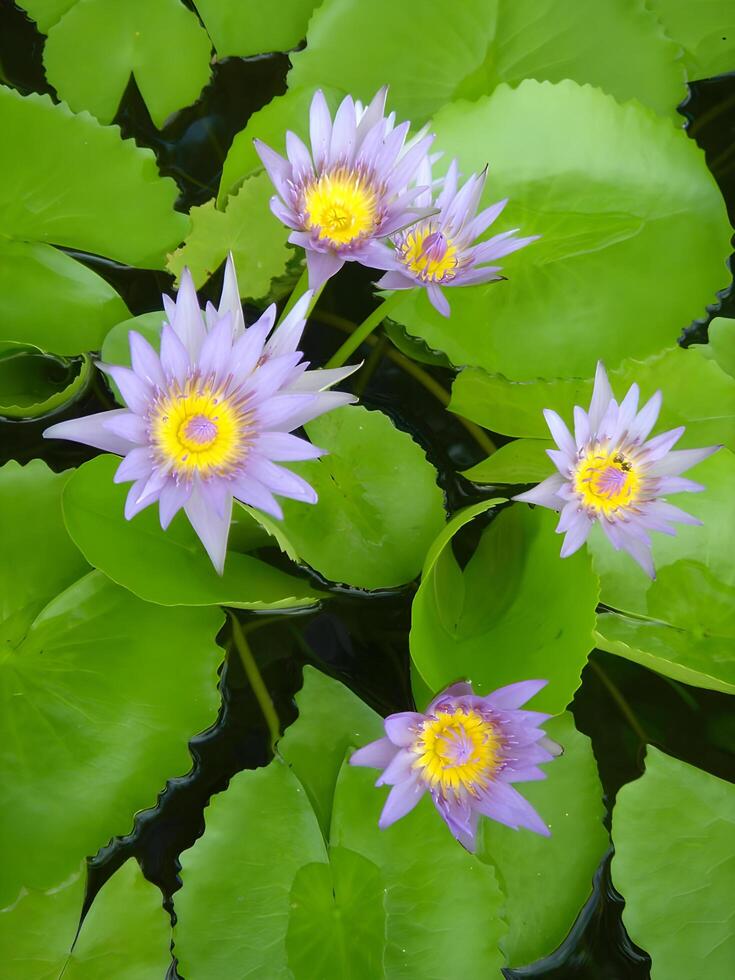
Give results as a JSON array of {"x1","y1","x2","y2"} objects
[{"x1": 513, "y1": 362, "x2": 720, "y2": 577}]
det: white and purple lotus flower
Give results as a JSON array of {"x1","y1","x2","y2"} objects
[
  {"x1": 514, "y1": 362, "x2": 720, "y2": 577},
  {"x1": 44, "y1": 256, "x2": 358, "y2": 573},
  {"x1": 351, "y1": 679, "x2": 560, "y2": 851}
]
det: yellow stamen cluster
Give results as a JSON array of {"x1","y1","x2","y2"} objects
[
  {"x1": 401, "y1": 227, "x2": 458, "y2": 282},
  {"x1": 413, "y1": 708, "x2": 500, "y2": 795},
  {"x1": 150, "y1": 383, "x2": 250, "y2": 477},
  {"x1": 573, "y1": 448, "x2": 640, "y2": 516},
  {"x1": 303, "y1": 168, "x2": 378, "y2": 246}
]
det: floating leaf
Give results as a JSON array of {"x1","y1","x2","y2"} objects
[
  {"x1": 390, "y1": 81, "x2": 731, "y2": 380},
  {"x1": 0, "y1": 343, "x2": 92, "y2": 419},
  {"x1": 0, "y1": 859, "x2": 170, "y2": 977},
  {"x1": 275, "y1": 406, "x2": 446, "y2": 590},
  {"x1": 695, "y1": 316, "x2": 735, "y2": 380},
  {"x1": 479, "y1": 712, "x2": 607, "y2": 968},
  {"x1": 612, "y1": 747, "x2": 735, "y2": 979},
  {"x1": 649, "y1": 0, "x2": 735, "y2": 79},
  {"x1": 14, "y1": 0, "x2": 76, "y2": 32},
  {"x1": 289, "y1": 0, "x2": 685, "y2": 122},
  {"x1": 0, "y1": 239, "x2": 128, "y2": 354},
  {"x1": 168, "y1": 173, "x2": 291, "y2": 298},
  {"x1": 591, "y1": 450, "x2": 735, "y2": 693},
  {"x1": 62, "y1": 454, "x2": 322, "y2": 609},
  {"x1": 195, "y1": 0, "x2": 320, "y2": 57},
  {"x1": 450, "y1": 345, "x2": 735, "y2": 451},
  {"x1": 0, "y1": 460, "x2": 223, "y2": 906},
  {"x1": 44, "y1": 0, "x2": 212, "y2": 127},
  {"x1": 411, "y1": 503, "x2": 599, "y2": 713},
  {"x1": 175, "y1": 667, "x2": 506, "y2": 977},
  {"x1": 462, "y1": 438, "x2": 555, "y2": 484}
]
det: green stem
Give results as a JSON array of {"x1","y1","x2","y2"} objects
[
  {"x1": 325, "y1": 292, "x2": 404, "y2": 368},
  {"x1": 589, "y1": 657, "x2": 648, "y2": 744},
  {"x1": 228, "y1": 611, "x2": 280, "y2": 751},
  {"x1": 316, "y1": 311, "x2": 496, "y2": 456},
  {"x1": 277, "y1": 266, "x2": 310, "y2": 325}
]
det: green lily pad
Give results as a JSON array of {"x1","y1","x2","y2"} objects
[
  {"x1": 289, "y1": 0, "x2": 685, "y2": 122},
  {"x1": 648, "y1": 0, "x2": 735, "y2": 79},
  {"x1": 0, "y1": 343, "x2": 92, "y2": 419},
  {"x1": 0, "y1": 859, "x2": 171, "y2": 977},
  {"x1": 612, "y1": 747, "x2": 735, "y2": 979},
  {"x1": 195, "y1": 0, "x2": 321, "y2": 57},
  {"x1": 695, "y1": 316, "x2": 735, "y2": 380},
  {"x1": 167, "y1": 173, "x2": 292, "y2": 298},
  {"x1": 44, "y1": 0, "x2": 212, "y2": 128},
  {"x1": 175, "y1": 667, "x2": 507, "y2": 977},
  {"x1": 62, "y1": 454, "x2": 323, "y2": 608},
  {"x1": 0, "y1": 85, "x2": 186, "y2": 352},
  {"x1": 14, "y1": 0, "x2": 76, "y2": 32},
  {"x1": 411, "y1": 502, "x2": 599, "y2": 713},
  {"x1": 450, "y1": 345, "x2": 735, "y2": 451},
  {"x1": 0, "y1": 460, "x2": 223, "y2": 907},
  {"x1": 462, "y1": 438, "x2": 555, "y2": 484},
  {"x1": 479, "y1": 712, "x2": 607, "y2": 968},
  {"x1": 0, "y1": 239, "x2": 129, "y2": 354},
  {"x1": 390, "y1": 81, "x2": 731, "y2": 380},
  {"x1": 276, "y1": 405, "x2": 446, "y2": 590}
]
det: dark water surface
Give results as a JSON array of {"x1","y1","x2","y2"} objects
[{"x1": 1, "y1": 3, "x2": 734, "y2": 977}]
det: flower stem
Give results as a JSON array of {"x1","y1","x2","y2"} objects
[
  {"x1": 325, "y1": 291, "x2": 404, "y2": 368},
  {"x1": 228, "y1": 611, "x2": 280, "y2": 751},
  {"x1": 316, "y1": 311, "x2": 496, "y2": 456},
  {"x1": 277, "y1": 266, "x2": 309, "y2": 325},
  {"x1": 589, "y1": 657, "x2": 648, "y2": 744}
]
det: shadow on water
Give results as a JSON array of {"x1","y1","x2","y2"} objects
[{"x1": 1, "y1": 3, "x2": 734, "y2": 976}]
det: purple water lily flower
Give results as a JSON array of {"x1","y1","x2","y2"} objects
[
  {"x1": 44, "y1": 256, "x2": 358, "y2": 573},
  {"x1": 350, "y1": 679, "x2": 560, "y2": 851},
  {"x1": 254, "y1": 88, "x2": 435, "y2": 290},
  {"x1": 513, "y1": 362, "x2": 720, "y2": 577},
  {"x1": 376, "y1": 158, "x2": 539, "y2": 316}
]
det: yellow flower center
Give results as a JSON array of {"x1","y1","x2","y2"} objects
[
  {"x1": 401, "y1": 227, "x2": 458, "y2": 282},
  {"x1": 151, "y1": 384, "x2": 250, "y2": 477},
  {"x1": 414, "y1": 709, "x2": 500, "y2": 795},
  {"x1": 573, "y1": 447, "x2": 640, "y2": 515},
  {"x1": 303, "y1": 168, "x2": 378, "y2": 246}
]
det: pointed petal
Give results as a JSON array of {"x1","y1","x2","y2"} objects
[
  {"x1": 231, "y1": 473, "x2": 284, "y2": 520},
  {"x1": 43, "y1": 409, "x2": 138, "y2": 455},
  {"x1": 384, "y1": 712, "x2": 424, "y2": 747},
  {"x1": 98, "y1": 363, "x2": 151, "y2": 415},
  {"x1": 309, "y1": 89, "x2": 332, "y2": 170},
  {"x1": 378, "y1": 775, "x2": 426, "y2": 829},
  {"x1": 113, "y1": 447, "x2": 153, "y2": 484},
  {"x1": 158, "y1": 480, "x2": 191, "y2": 530},
  {"x1": 484, "y1": 680, "x2": 547, "y2": 710},
  {"x1": 246, "y1": 457, "x2": 317, "y2": 504},
  {"x1": 627, "y1": 390, "x2": 662, "y2": 444},
  {"x1": 588, "y1": 361, "x2": 613, "y2": 432},
  {"x1": 350, "y1": 737, "x2": 397, "y2": 770},
  {"x1": 184, "y1": 483, "x2": 233, "y2": 574},
  {"x1": 253, "y1": 431, "x2": 325, "y2": 461},
  {"x1": 427, "y1": 283, "x2": 451, "y2": 317},
  {"x1": 305, "y1": 248, "x2": 344, "y2": 290},
  {"x1": 129, "y1": 330, "x2": 164, "y2": 389},
  {"x1": 647, "y1": 444, "x2": 720, "y2": 476},
  {"x1": 160, "y1": 322, "x2": 191, "y2": 384},
  {"x1": 559, "y1": 511, "x2": 593, "y2": 557},
  {"x1": 513, "y1": 473, "x2": 565, "y2": 509},
  {"x1": 172, "y1": 268, "x2": 206, "y2": 357},
  {"x1": 543, "y1": 409, "x2": 577, "y2": 457},
  {"x1": 218, "y1": 253, "x2": 246, "y2": 336}
]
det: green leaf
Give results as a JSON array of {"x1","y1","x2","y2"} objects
[
  {"x1": 14, "y1": 0, "x2": 76, "y2": 32},
  {"x1": 176, "y1": 667, "x2": 506, "y2": 977},
  {"x1": 276, "y1": 406, "x2": 446, "y2": 590},
  {"x1": 62, "y1": 454, "x2": 323, "y2": 609},
  {"x1": 383, "y1": 318, "x2": 452, "y2": 368},
  {"x1": 479, "y1": 712, "x2": 607, "y2": 968},
  {"x1": 0, "y1": 239, "x2": 129, "y2": 354},
  {"x1": 195, "y1": 0, "x2": 321, "y2": 57},
  {"x1": 391, "y1": 81, "x2": 732, "y2": 380},
  {"x1": 289, "y1": 0, "x2": 685, "y2": 122},
  {"x1": 595, "y1": 562, "x2": 735, "y2": 695},
  {"x1": 462, "y1": 438, "x2": 555, "y2": 484},
  {"x1": 218, "y1": 86, "x2": 341, "y2": 205},
  {"x1": 0, "y1": 859, "x2": 171, "y2": 977},
  {"x1": 44, "y1": 0, "x2": 212, "y2": 128},
  {"x1": 649, "y1": 0, "x2": 735, "y2": 79},
  {"x1": 695, "y1": 316, "x2": 735, "y2": 380},
  {"x1": 450, "y1": 345, "x2": 735, "y2": 451},
  {"x1": 411, "y1": 503, "x2": 599, "y2": 713},
  {"x1": 0, "y1": 344, "x2": 92, "y2": 419},
  {"x1": 0, "y1": 460, "x2": 223, "y2": 906},
  {"x1": 590, "y1": 450, "x2": 735, "y2": 693},
  {"x1": 168, "y1": 173, "x2": 292, "y2": 298},
  {"x1": 0, "y1": 86, "x2": 187, "y2": 267},
  {"x1": 589, "y1": 449, "x2": 735, "y2": 614},
  {"x1": 612, "y1": 747, "x2": 735, "y2": 979}
]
